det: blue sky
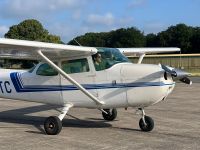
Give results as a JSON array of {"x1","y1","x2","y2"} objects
[{"x1": 0, "y1": 0, "x2": 199, "y2": 42}]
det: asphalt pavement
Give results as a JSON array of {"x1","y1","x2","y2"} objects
[{"x1": 0, "y1": 77, "x2": 199, "y2": 150}]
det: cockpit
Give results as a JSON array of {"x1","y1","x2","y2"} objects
[
  {"x1": 92, "y1": 48, "x2": 130, "y2": 71},
  {"x1": 29, "y1": 48, "x2": 130, "y2": 76}
]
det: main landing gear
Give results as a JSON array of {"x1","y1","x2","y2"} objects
[
  {"x1": 44, "y1": 104, "x2": 73, "y2": 135},
  {"x1": 138, "y1": 108, "x2": 154, "y2": 132},
  {"x1": 102, "y1": 108, "x2": 117, "y2": 121},
  {"x1": 43, "y1": 106, "x2": 153, "y2": 135}
]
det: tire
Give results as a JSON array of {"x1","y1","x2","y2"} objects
[
  {"x1": 102, "y1": 108, "x2": 117, "y2": 121},
  {"x1": 139, "y1": 116, "x2": 154, "y2": 132},
  {"x1": 44, "y1": 116, "x2": 62, "y2": 135}
]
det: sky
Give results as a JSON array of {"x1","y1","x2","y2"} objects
[{"x1": 0, "y1": 0, "x2": 199, "y2": 42}]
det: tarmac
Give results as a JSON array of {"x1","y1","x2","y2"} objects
[{"x1": 0, "y1": 77, "x2": 199, "y2": 150}]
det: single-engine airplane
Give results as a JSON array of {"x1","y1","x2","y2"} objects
[{"x1": 0, "y1": 38, "x2": 192, "y2": 135}]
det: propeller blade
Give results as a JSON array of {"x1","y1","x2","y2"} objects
[
  {"x1": 161, "y1": 65, "x2": 177, "y2": 77},
  {"x1": 161, "y1": 64, "x2": 192, "y2": 85},
  {"x1": 179, "y1": 77, "x2": 192, "y2": 85}
]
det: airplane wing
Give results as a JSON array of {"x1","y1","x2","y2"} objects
[
  {"x1": 0, "y1": 38, "x2": 104, "y2": 106},
  {"x1": 119, "y1": 47, "x2": 180, "y2": 56},
  {"x1": 118, "y1": 47, "x2": 180, "y2": 64},
  {"x1": 0, "y1": 38, "x2": 97, "y2": 60}
]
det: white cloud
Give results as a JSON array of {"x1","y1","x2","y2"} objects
[
  {"x1": 143, "y1": 22, "x2": 167, "y2": 34},
  {"x1": 0, "y1": 0, "x2": 87, "y2": 19},
  {"x1": 85, "y1": 13, "x2": 133, "y2": 28},
  {"x1": 86, "y1": 13, "x2": 115, "y2": 26},
  {"x1": 0, "y1": 0, "x2": 135, "y2": 42},
  {"x1": 47, "y1": 22, "x2": 90, "y2": 42},
  {"x1": 128, "y1": 0, "x2": 147, "y2": 8},
  {"x1": 0, "y1": 25, "x2": 9, "y2": 37}
]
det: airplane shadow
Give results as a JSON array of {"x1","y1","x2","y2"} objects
[{"x1": 0, "y1": 104, "x2": 112, "y2": 135}]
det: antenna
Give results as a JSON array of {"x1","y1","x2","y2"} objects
[{"x1": 73, "y1": 38, "x2": 82, "y2": 46}]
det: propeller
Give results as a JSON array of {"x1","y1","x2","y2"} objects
[{"x1": 161, "y1": 64, "x2": 192, "y2": 85}]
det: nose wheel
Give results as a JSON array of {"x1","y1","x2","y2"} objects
[{"x1": 138, "y1": 108, "x2": 154, "y2": 132}]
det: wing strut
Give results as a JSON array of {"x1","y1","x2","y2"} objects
[
  {"x1": 137, "y1": 53, "x2": 145, "y2": 64},
  {"x1": 37, "y1": 50, "x2": 104, "y2": 106}
]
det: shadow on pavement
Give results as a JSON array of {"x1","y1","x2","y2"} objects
[{"x1": 0, "y1": 104, "x2": 112, "y2": 134}]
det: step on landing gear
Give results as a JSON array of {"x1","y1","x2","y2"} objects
[
  {"x1": 44, "y1": 104, "x2": 73, "y2": 135},
  {"x1": 138, "y1": 108, "x2": 154, "y2": 132}
]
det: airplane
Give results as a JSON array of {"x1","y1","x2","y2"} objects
[{"x1": 0, "y1": 38, "x2": 192, "y2": 135}]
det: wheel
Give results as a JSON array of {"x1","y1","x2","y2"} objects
[
  {"x1": 44, "y1": 116, "x2": 62, "y2": 135},
  {"x1": 102, "y1": 108, "x2": 117, "y2": 121},
  {"x1": 139, "y1": 116, "x2": 154, "y2": 132}
]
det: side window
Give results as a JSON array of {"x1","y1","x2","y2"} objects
[
  {"x1": 62, "y1": 58, "x2": 89, "y2": 74},
  {"x1": 36, "y1": 63, "x2": 58, "y2": 76}
]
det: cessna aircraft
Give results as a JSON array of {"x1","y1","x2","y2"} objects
[{"x1": 0, "y1": 38, "x2": 192, "y2": 135}]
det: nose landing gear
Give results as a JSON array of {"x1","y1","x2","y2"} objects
[{"x1": 138, "y1": 108, "x2": 154, "y2": 132}]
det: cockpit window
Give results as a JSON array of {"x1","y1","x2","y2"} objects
[
  {"x1": 36, "y1": 63, "x2": 58, "y2": 76},
  {"x1": 62, "y1": 58, "x2": 89, "y2": 74},
  {"x1": 28, "y1": 63, "x2": 37, "y2": 73},
  {"x1": 92, "y1": 48, "x2": 130, "y2": 71}
]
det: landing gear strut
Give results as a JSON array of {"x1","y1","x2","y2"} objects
[
  {"x1": 44, "y1": 104, "x2": 73, "y2": 135},
  {"x1": 102, "y1": 108, "x2": 117, "y2": 121},
  {"x1": 138, "y1": 108, "x2": 154, "y2": 132}
]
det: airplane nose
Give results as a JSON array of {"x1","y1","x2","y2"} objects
[{"x1": 161, "y1": 65, "x2": 192, "y2": 85}]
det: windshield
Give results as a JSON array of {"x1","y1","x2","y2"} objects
[{"x1": 92, "y1": 48, "x2": 130, "y2": 71}]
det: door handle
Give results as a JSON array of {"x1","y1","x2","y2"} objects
[{"x1": 112, "y1": 80, "x2": 117, "y2": 85}]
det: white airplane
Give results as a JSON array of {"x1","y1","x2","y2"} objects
[{"x1": 0, "y1": 38, "x2": 192, "y2": 135}]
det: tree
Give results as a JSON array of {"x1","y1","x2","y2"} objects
[
  {"x1": 107, "y1": 28, "x2": 146, "y2": 48},
  {"x1": 68, "y1": 24, "x2": 200, "y2": 54},
  {"x1": 68, "y1": 32, "x2": 108, "y2": 47},
  {"x1": 68, "y1": 27, "x2": 146, "y2": 48},
  {"x1": 157, "y1": 24, "x2": 193, "y2": 53},
  {"x1": 5, "y1": 19, "x2": 62, "y2": 43},
  {"x1": 146, "y1": 33, "x2": 159, "y2": 47},
  {"x1": 3, "y1": 19, "x2": 63, "y2": 69},
  {"x1": 190, "y1": 27, "x2": 200, "y2": 53}
]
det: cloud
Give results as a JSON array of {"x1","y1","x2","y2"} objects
[
  {"x1": 85, "y1": 13, "x2": 133, "y2": 28},
  {"x1": 0, "y1": 25, "x2": 9, "y2": 37},
  {"x1": 86, "y1": 13, "x2": 115, "y2": 26},
  {"x1": 0, "y1": 0, "x2": 135, "y2": 42},
  {"x1": 0, "y1": 0, "x2": 87, "y2": 20},
  {"x1": 128, "y1": 0, "x2": 147, "y2": 8},
  {"x1": 143, "y1": 22, "x2": 167, "y2": 34},
  {"x1": 47, "y1": 22, "x2": 90, "y2": 42},
  {"x1": 45, "y1": 12, "x2": 134, "y2": 42}
]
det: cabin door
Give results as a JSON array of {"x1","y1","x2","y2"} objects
[{"x1": 61, "y1": 57, "x2": 97, "y2": 107}]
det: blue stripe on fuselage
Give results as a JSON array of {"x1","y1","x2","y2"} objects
[{"x1": 10, "y1": 72, "x2": 174, "y2": 93}]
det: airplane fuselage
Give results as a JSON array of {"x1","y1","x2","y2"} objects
[{"x1": 0, "y1": 61, "x2": 175, "y2": 109}]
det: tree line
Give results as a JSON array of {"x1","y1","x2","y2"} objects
[
  {"x1": 4, "y1": 19, "x2": 200, "y2": 54},
  {"x1": 68, "y1": 24, "x2": 200, "y2": 54}
]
